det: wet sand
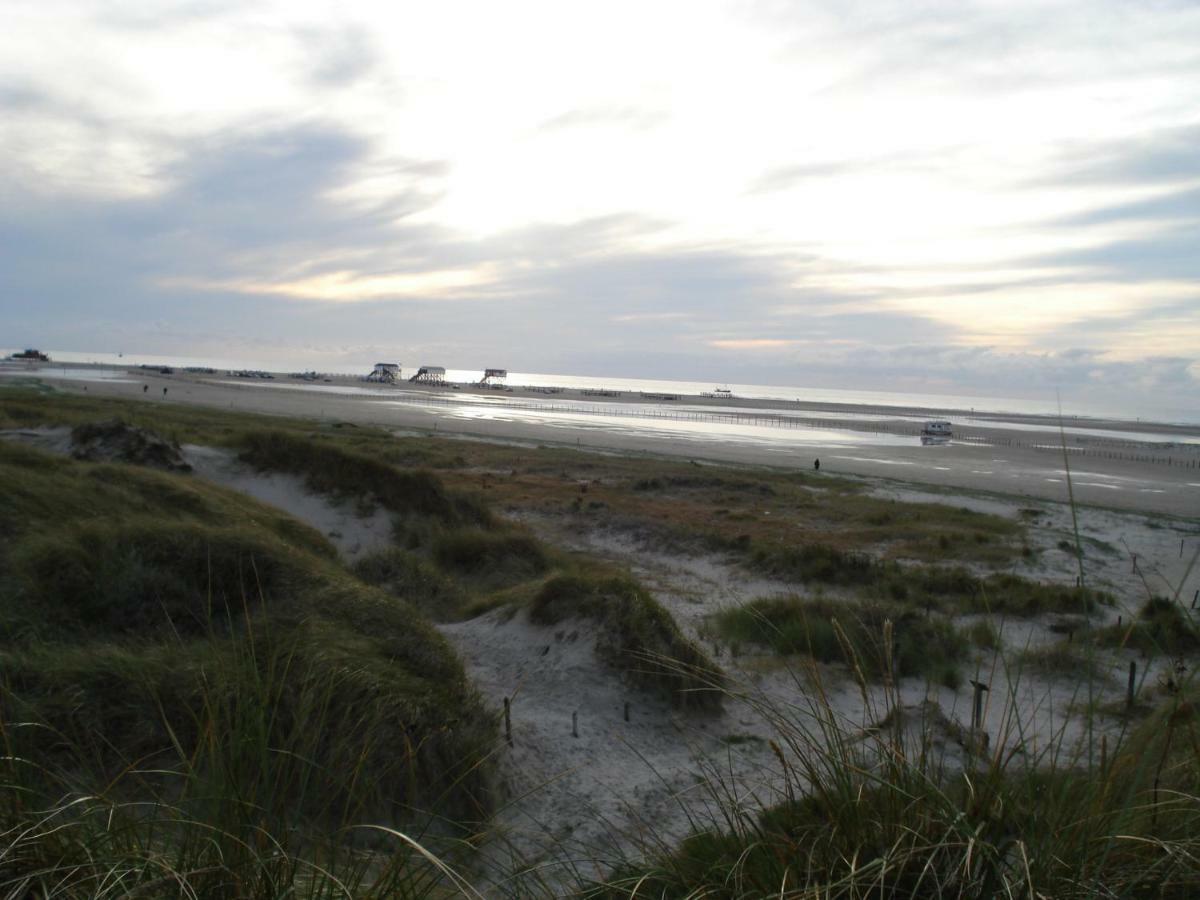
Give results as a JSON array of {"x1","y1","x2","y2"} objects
[{"x1": 5, "y1": 362, "x2": 1199, "y2": 518}]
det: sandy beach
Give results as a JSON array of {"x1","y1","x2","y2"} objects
[
  {"x1": 4, "y1": 360, "x2": 1199, "y2": 889},
  {"x1": 4, "y1": 360, "x2": 1199, "y2": 518}
]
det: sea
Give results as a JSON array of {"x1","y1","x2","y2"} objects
[{"x1": 3, "y1": 348, "x2": 1198, "y2": 427}]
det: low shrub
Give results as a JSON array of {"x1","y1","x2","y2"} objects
[
  {"x1": 431, "y1": 529, "x2": 550, "y2": 592},
  {"x1": 353, "y1": 546, "x2": 471, "y2": 620},
  {"x1": 530, "y1": 573, "x2": 723, "y2": 708},
  {"x1": 237, "y1": 430, "x2": 492, "y2": 526},
  {"x1": 1097, "y1": 596, "x2": 1200, "y2": 657},
  {"x1": 712, "y1": 596, "x2": 965, "y2": 689},
  {"x1": 747, "y1": 541, "x2": 1107, "y2": 616}
]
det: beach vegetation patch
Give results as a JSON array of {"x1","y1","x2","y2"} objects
[
  {"x1": 1097, "y1": 596, "x2": 1200, "y2": 657},
  {"x1": 530, "y1": 571, "x2": 724, "y2": 708},
  {"x1": 236, "y1": 429, "x2": 493, "y2": 526},
  {"x1": 746, "y1": 541, "x2": 1108, "y2": 616},
  {"x1": 352, "y1": 546, "x2": 472, "y2": 621},
  {"x1": 0, "y1": 440, "x2": 495, "y2": 830},
  {"x1": 710, "y1": 595, "x2": 965, "y2": 689}
]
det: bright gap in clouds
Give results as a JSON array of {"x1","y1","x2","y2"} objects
[{"x1": 0, "y1": 0, "x2": 1198, "y2": 411}]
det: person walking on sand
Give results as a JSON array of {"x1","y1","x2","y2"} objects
[
  {"x1": 143, "y1": 384, "x2": 148, "y2": 393},
  {"x1": 814, "y1": 458, "x2": 820, "y2": 471},
  {"x1": 162, "y1": 387, "x2": 168, "y2": 397}
]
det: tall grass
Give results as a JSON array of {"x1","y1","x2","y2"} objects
[
  {"x1": 711, "y1": 595, "x2": 966, "y2": 689},
  {"x1": 594, "y1": 640, "x2": 1200, "y2": 898},
  {"x1": 237, "y1": 430, "x2": 492, "y2": 527},
  {"x1": 0, "y1": 623, "x2": 489, "y2": 899},
  {"x1": 747, "y1": 542, "x2": 1108, "y2": 616},
  {"x1": 530, "y1": 572, "x2": 724, "y2": 710}
]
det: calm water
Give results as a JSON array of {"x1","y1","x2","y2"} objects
[{"x1": 5, "y1": 348, "x2": 1198, "y2": 426}]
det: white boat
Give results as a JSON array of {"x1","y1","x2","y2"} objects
[{"x1": 701, "y1": 385, "x2": 735, "y2": 399}]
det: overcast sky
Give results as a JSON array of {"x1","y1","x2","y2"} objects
[{"x1": 2, "y1": 0, "x2": 1198, "y2": 412}]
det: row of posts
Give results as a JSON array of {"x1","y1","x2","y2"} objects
[{"x1": 401, "y1": 392, "x2": 1199, "y2": 467}]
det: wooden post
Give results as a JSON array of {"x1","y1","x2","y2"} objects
[
  {"x1": 572, "y1": 710, "x2": 578, "y2": 738},
  {"x1": 504, "y1": 696, "x2": 513, "y2": 747},
  {"x1": 624, "y1": 701, "x2": 630, "y2": 723},
  {"x1": 970, "y1": 680, "x2": 989, "y2": 730},
  {"x1": 1127, "y1": 661, "x2": 1137, "y2": 710}
]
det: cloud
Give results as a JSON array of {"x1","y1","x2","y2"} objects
[
  {"x1": 1052, "y1": 186, "x2": 1200, "y2": 228},
  {"x1": 294, "y1": 25, "x2": 381, "y2": 88},
  {"x1": 709, "y1": 339, "x2": 801, "y2": 350},
  {"x1": 1036, "y1": 124, "x2": 1200, "y2": 188},
  {"x1": 537, "y1": 105, "x2": 666, "y2": 133}
]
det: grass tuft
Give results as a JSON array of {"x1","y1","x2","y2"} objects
[
  {"x1": 530, "y1": 572, "x2": 724, "y2": 708},
  {"x1": 237, "y1": 429, "x2": 493, "y2": 526},
  {"x1": 711, "y1": 595, "x2": 966, "y2": 689}
]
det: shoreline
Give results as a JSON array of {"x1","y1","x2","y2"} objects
[{"x1": 4, "y1": 360, "x2": 1200, "y2": 518}]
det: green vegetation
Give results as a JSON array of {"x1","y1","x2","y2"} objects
[
  {"x1": 1017, "y1": 640, "x2": 1111, "y2": 681},
  {"x1": 530, "y1": 572, "x2": 723, "y2": 708},
  {"x1": 352, "y1": 545, "x2": 472, "y2": 620},
  {"x1": 0, "y1": 440, "x2": 494, "y2": 830},
  {"x1": 432, "y1": 528, "x2": 550, "y2": 587},
  {"x1": 746, "y1": 542, "x2": 1109, "y2": 616},
  {"x1": 1097, "y1": 596, "x2": 1200, "y2": 657},
  {"x1": 710, "y1": 595, "x2": 966, "y2": 689},
  {"x1": 237, "y1": 429, "x2": 492, "y2": 526},
  {"x1": 5, "y1": 386, "x2": 1199, "y2": 896},
  {"x1": 602, "y1": 744, "x2": 1200, "y2": 897}
]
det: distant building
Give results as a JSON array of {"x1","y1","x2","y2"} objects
[
  {"x1": 10, "y1": 349, "x2": 49, "y2": 361},
  {"x1": 366, "y1": 362, "x2": 401, "y2": 383},
  {"x1": 478, "y1": 367, "x2": 507, "y2": 386},
  {"x1": 410, "y1": 366, "x2": 446, "y2": 384}
]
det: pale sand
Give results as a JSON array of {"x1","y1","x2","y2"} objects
[
  {"x1": 9, "y1": 361, "x2": 1198, "y2": 519},
  {"x1": 5, "y1": 388, "x2": 1196, "y2": 883}
]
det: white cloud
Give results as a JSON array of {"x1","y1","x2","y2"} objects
[{"x1": 1, "y1": 0, "x2": 1198, "y2": 413}]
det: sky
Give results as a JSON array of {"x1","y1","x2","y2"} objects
[{"x1": 2, "y1": 0, "x2": 1199, "y2": 415}]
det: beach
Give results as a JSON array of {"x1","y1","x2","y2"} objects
[{"x1": 4, "y1": 360, "x2": 1199, "y2": 518}]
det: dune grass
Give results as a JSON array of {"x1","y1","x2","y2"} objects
[
  {"x1": 0, "y1": 440, "x2": 495, "y2": 831},
  {"x1": 1096, "y1": 596, "x2": 1200, "y2": 657},
  {"x1": 5, "y1": 387, "x2": 1200, "y2": 896},
  {"x1": 237, "y1": 429, "x2": 493, "y2": 526},
  {"x1": 595, "y1": 647, "x2": 1200, "y2": 899},
  {"x1": 745, "y1": 541, "x2": 1108, "y2": 616},
  {"x1": 710, "y1": 595, "x2": 966, "y2": 689},
  {"x1": 530, "y1": 570, "x2": 724, "y2": 709}
]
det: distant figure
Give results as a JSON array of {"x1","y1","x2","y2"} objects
[
  {"x1": 143, "y1": 384, "x2": 148, "y2": 393},
  {"x1": 162, "y1": 387, "x2": 168, "y2": 397},
  {"x1": 814, "y1": 458, "x2": 820, "y2": 471}
]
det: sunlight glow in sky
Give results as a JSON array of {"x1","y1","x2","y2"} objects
[{"x1": 2, "y1": 0, "x2": 1198, "y2": 411}]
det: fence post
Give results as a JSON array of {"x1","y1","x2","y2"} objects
[
  {"x1": 971, "y1": 680, "x2": 989, "y2": 730},
  {"x1": 1127, "y1": 661, "x2": 1137, "y2": 710}
]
